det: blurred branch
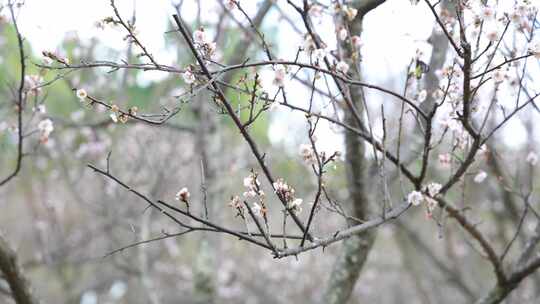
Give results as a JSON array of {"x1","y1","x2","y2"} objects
[
  {"x1": 0, "y1": 2, "x2": 26, "y2": 187},
  {"x1": 0, "y1": 232, "x2": 39, "y2": 304}
]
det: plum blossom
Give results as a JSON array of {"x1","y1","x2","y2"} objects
[
  {"x1": 299, "y1": 144, "x2": 316, "y2": 165},
  {"x1": 351, "y1": 35, "x2": 362, "y2": 48},
  {"x1": 251, "y1": 202, "x2": 265, "y2": 217},
  {"x1": 37, "y1": 119, "x2": 54, "y2": 143},
  {"x1": 338, "y1": 27, "x2": 348, "y2": 41},
  {"x1": 243, "y1": 172, "x2": 262, "y2": 198},
  {"x1": 225, "y1": 0, "x2": 237, "y2": 10},
  {"x1": 193, "y1": 28, "x2": 208, "y2": 44},
  {"x1": 182, "y1": 67, "x2": 196, "y2": 84},
  {"x1": 287, "y1": 198, "x2": 303, "y2": 214},
  {"x1": 336, "y1": 61, "x2": 349, "y2": 74},
  {"x1": 175, "y1": 187, "x2": 190, "y2": 203},
  {"x1": 193, "y1": 28, "x2": 216, "y2": 58},
  {"x1": 309, "y1": 4, "x2": 323, "y2": 18},
  {"x1": 480, "y1": 5, "x2": 495, "y2": 21},
  {"x1": 303, "y1": 35, "x2": 316, "y2": 52},
  {"x1": 76, "y1": 89, "x2": 87, "y2": 101},
  {"x1": 24, "y1": 75, "x2": 44, "y2": 94},
  {"x1": 273, "y1": 65, "x2": 287, "y2": 87},
  {"x1": 425, "y1": 182, "x2": 442, "y2": 197},
  {"x1": 474, "y1": 171, "x2": 487, "y2": 183},
  {"x1": 526, "y1": 152, "x2": 538, "y2": 165},
  {"x1": 485, "y1": 22, "x2": 501, "y2": 42},
  {"x1": 417, "y1": 89, "x2": 427, "y2": 103},
  {"x1": 407, "y1": 191, "x2": 423, "y2": 206}
]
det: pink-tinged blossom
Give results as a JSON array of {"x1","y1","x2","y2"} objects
[
  {"x1": 273, "y1": 65, "x2": 287, "y2": 87},
  {"x1": 225, "y1": 0, "x2": 237, "y2": 10},
  {"x1": 175, "y1": 187, "x2": 190, "y2": 202},
  {"x1": 351, "y1": 35, "x2": 362, "y2": 48},
  {"x1": 309, "y1": 4, "x2": 323, "y2": 18},
  {"x1": 193, "y1": 28, "x2": 208, "y2": 44},
  {"x1": 182, "y1": 67, "x2": 196, "y2": 84}
]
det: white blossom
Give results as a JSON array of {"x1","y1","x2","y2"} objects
[
  {"x1": 287, "y1": 198, "x2": 303, "y2": 214},
  {"x1": 474, "y1": 171, "x2": 487, "y2": 183},
  {"x1": 407, "y1": 191, "x2": 424, "y2": 206},
  {"x1": 76, "y1": 89, "x2": 87, "y2": 100},
  {"x1": 175, "y1": 187, "x2": 190, "y2": 202},
  {"x1": 338, "y1": 28, "x2": 348, "y2": 41},
  {"x1": 303, "y1": 35, "x2": 316, "y2": 52},
  {"x1": 251, "y1": 202, "x2": 264, "y2": 217},
  {"x1": 299, "y1": 144, "x2": 316, "y2": 165},
  {"x1": 417, "y1": 89, "x2": 427, "y2": 103},
  {"x1": 109, "y1": 113, "x2": 119, "y2": 123},
  {"x1": 425, "y1": 182, "x2": 442, "y2": 197},
  {"x1": 336, "y1": 61, "x2": 349, "y2": 74},
  {"x1": 182, "y1": 67, "x2": 196, "y2": 84},
  {"x1": 37, "y1": 119, "x2": 54, "y2": 142},
  {"x1": 526, "y1": 152, "x2": 538, "y2": 165}
]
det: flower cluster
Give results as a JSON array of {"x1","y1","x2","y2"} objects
[
  {"x1": 407, "y1": 182, "x2": 442, "y2": 218},
  {"x1": 193, "y1": 28, "x2": 216, "y2": 58},
  {"x1": 273, "y1": 178, "x2": 302, "y2": 215},
  {"x1": 24, "y1": 75, "x2": 44, "y2": 95},
  {"x1": 228, "y1": 195, "x2": 245, "y2": 219},
  {"x1": 243, "y1": 172, "x2": 263, "y2": 198},
  {"x1": 299, "y1": 144, "x2": 317, "y2": 165},
  {"x1": 182, "y1": 66, "x2": 196, "y2": 84}
]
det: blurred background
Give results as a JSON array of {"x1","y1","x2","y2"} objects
[{"x1": 0, "y1": 0, "x2": 539, "y2": 303}]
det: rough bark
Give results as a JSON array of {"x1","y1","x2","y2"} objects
[
  {"x1": 0, "y1": 232, "x2": 39, "y2": 304},
  {"x1": 322, "y1": 2, "x2": 384, "y2": 303}
]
